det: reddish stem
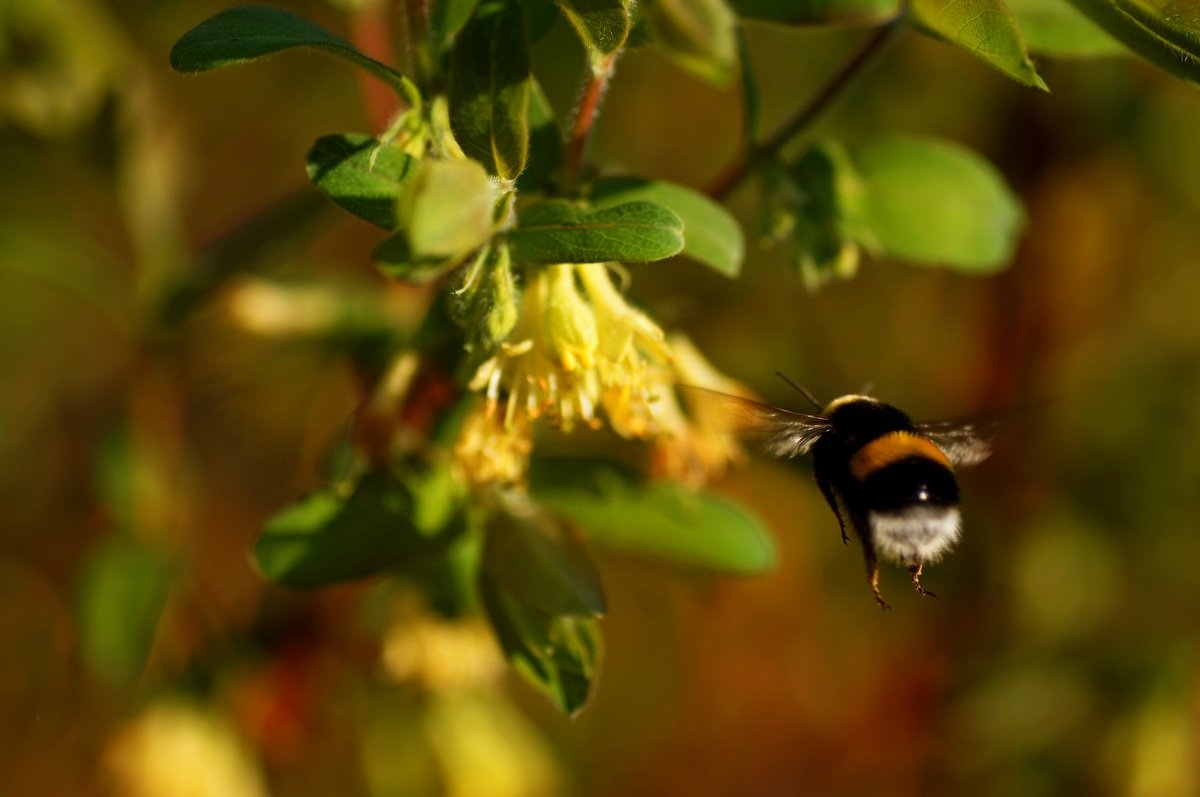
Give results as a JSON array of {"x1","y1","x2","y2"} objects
[
  {"x1": 562, "y1": 58, "x2": 616, "y2": 195},
  {"x1": 704, "y1": 19, "x2": 900, "y2": 200}
]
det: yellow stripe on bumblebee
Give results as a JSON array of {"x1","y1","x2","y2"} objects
[{"x1": 849, "y1": 431, "x2": 951, "y2": 482}]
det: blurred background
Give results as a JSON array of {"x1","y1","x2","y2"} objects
[{"x1": 4, "y1": 0, "x2": 1200, "y2": 794}]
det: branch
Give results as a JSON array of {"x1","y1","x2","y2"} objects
[
  {"x1": 706, "y1": 18, "x2": 903, "y2": 200},
  {"x1": 561, "y1": 55, "x2": 618, "y2": 196}
]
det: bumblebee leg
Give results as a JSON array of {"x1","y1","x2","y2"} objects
[
  {"x1": 866, "y1": 550, "x2": 891, "y2": 611},
  {"x1": 908, "y1": 558, "x2": 938, "y2": 600},
  {"x1": 834, "y1": 509, "x2": 850, "y2": 547},
  {"x1": 849, "y1": 510, "x2": 889, "y2": 609},
  {"x1": 814, "y1": 474, "x2": 849, "y2": 545}
]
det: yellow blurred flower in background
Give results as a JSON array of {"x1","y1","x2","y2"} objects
[
  {"x1": 365, "y1": 598, "x2": 562, "y2": 797},
  {"x1": 104, "y1": 700, "x2": 266, "y2": 797},
  {"x1": 381, "y1": 604, "x2": 505, "y2": 692}
]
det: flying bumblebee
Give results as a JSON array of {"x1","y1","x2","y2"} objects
[{"x1": 702, "y1": 374, "x2": 992, "y2": 609}]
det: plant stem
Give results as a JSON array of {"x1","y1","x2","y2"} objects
[
  {"x1": 159, "y1": 191, "x2": 332, "y2": 326},
  {"x1": 705, "y1": 18, "x2": 903, "y2": 200},
  {"x1": 562, "y1": 56, "x2": 618, "y2": 196}
]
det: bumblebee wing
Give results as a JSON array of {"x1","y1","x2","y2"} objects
[
  {"x1": 743, "y1": 402, "x2": 832, "y2": 459},
  {"x1": 915, "y1": 419, "x2": 994, "y2": 468},
  {"x1": 678, "y1": 386, "x2": 832, "y2": 459}
]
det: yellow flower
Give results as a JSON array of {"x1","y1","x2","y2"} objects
[
  {"x1": 576, "y1": 262, "x2": 673, "y2": 438},
  {"x1": 462, "y1": 262, "x2": 748, "y2": 487},
  {"x1": 469, "y1": 263, "x2": 622, "y2": 433},
  {"x1": 454, "y1": 400, "x2": 533, "y2": 486},
  {"x1": 540, "y1": 263, "x2": 598, "y2": 372},
  {"x1": 650, "y1": 333, "x2": 751, "y2": 488}
]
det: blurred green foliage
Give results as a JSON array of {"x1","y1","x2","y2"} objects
[{"x1": 4, "y1": 0, "x2": 1200, "y2": 795}]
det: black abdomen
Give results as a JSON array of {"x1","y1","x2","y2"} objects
[{"x1": 860, "y1": 456, "x2": 959, "y2": 512}]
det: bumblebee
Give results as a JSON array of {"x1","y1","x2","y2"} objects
[{"x1": 707, "y1": 375, "x2": 991, "y2": 609}]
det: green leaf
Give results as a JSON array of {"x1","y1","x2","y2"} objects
[
  {"x1": 170, "y1": 5, "x2": 349, "y2": 67},
  {"x1": 727, "y1": 0, "x2": 900, "y2": 24},
  {"x1": 764, "y1": 136, "x2": 1024, "y2": 283},
  {"x1": 77, "y1": 538, "x2": 175, "y2": 687},
  {"x1": 481, "y1": 575, "x2": 601, "y2": 715},
  {"x1": 1118, "y1": 0, "x2": 1200, "y2": 52},
  {"x1": 483, "y1": 500, "x2": 606, "y2": 616},
  {"x1": 305, "y1": 134, "x2": 419, "y2": 230},
  {"x1": 431, "y1": 0, "x2": 483, "y2": 49},
  {"x1": 398, "y1": 158, "x2": 499, "y2": 259},
  {"x1": 774, "y1": 147, "x2": 862, "y2": 290},
  {"x1": 1064, "y1": 0, "x2": 1200, "y2": 83},
  {"x1": 372, "y1": 235, "x2": 460, "y2": 283},
  {"x1": 450, "y1": 0, "x2": 532, "y2": 181},
  {"x1": 910, "y1": 0, "x2": 1049, "y2": 90},
  {"x1": 395, "y1": 529, "x2": 486, "y2": 619},
  {"x1": 169, "y1": 6, "x2": 419, "y2": 103},
  {"x1": 407, "y1": 460, "x2": 467, "y2": 535},
  {"x1": 531, "y1": 459, "x2": 777, "y2": 574},
  {"x1": 555, "y1": 0, "x2": 632, "y2": 70},
  {"x1": 1005, "y1": 0, "x2": 1125, "y2": 57},
  {"x1": 516, "y1": 80, "x2": 564, "y2": 194},
  {"x1": 845, "y1": 135, "x2": 1025, "y2": 272},
  {"x1": 520, "y1": 0, "x2": 565, "y2": 42},
  {"x1": 591, "y1": 177, "x2": 744, "y2": 277},
  {"x1": 254, "y1": 470, "x2": 463, "y2": 588},
  {"x1": 640, "y1": 0, "x2": 739, "y2": 85},
  {"x1": 509, "y1": 199, "x2": 684, "y2": 263}
]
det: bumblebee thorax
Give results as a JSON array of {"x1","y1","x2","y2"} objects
[
  {"x1": 823, "y1": 395, "x2": 914, "y2": 446},
  {"x1": 821, "y1": 394, "x2": 876, "y2": 415}
]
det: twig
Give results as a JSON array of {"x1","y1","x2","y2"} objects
[
  {"x1": 706, "y1": 18, "x2": 903, "y2": 200},
  {"x1": 562, "y1": 55, "x2": 618, "y2": 196}
]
